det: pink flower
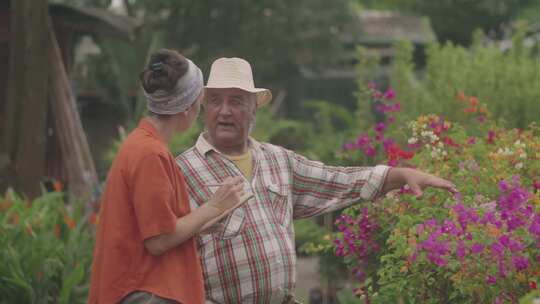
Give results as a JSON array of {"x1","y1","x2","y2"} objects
[
  {"x1": 383, "y1": 88, "x2": 395, "y2": 100},
  {"x1": 499, "y1": 180, "x2": 510, "y2": 192},
  {"x1": 488, "y1": 130, "x2": 496, "y2": 144},
  {"x1": 343, "y1": 142, "x2": 355, "y2": 150},
  {"x1": 364, "y1": 146, "x2": 376, "y2": 157},
  {"x1": 374, "y1": 122, "x2": 386, "y2": 133},
  {"x1": 466, "y1": 137, "x2": 476, "y2": 145},
  {"x1": 356, "y1": 133, "x2": 370, "y2": 148},
  {"x1": 478, "y1": 115, "x2": 486, "y2": 124},
  {"x1": 388, "y1": 159, "x2": 398, "y2": 167},
  {"x1": 471, "y1": 243, "x2": 484, "y2": 254}
]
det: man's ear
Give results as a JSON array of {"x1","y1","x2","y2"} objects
[{"x1": 251, "y1": 104, "x2": 257, "y2": 116}]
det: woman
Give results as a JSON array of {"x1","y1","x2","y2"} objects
[{"x1": 88, "y1": 49, "x2": 244, "y2": 304}]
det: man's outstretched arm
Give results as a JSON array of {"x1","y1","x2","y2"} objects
[{"x1": 380, "y1": 167, "x2": 458, "y2": 198}]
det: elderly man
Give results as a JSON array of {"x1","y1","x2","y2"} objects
[{"x1": 176, "y1": 58, "x2": 457, "y2": 304}]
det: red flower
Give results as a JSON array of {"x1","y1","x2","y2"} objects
[
  {"x1": 442, "y1": 136, "x2": 460, "y2": 148},
  {"x1": 386, "y1": 144, "x2": 414, "y2": 162},
  {"x1": 530, "y1": 281, "x2": 537, "y2": 290}
]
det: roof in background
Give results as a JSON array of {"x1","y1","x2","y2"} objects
[
  {"x1": 49, "y1": 2, "x2": 141, "y2": 41},
  {"x1": 343, "y1": 10, "x2": 436, "y2": 45}
]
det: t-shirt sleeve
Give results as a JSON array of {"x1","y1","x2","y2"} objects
[{"x1": 131, "y1": 153, "x2": 177, "y2": 240}]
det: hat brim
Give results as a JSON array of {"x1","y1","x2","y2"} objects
[{"x1": 204, "y1": 85, "x2": 272, "y2": 107}]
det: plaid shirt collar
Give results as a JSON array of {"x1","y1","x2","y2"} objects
[{"x1": 194, "y1": 132, "x2": 262, "y2": 156}]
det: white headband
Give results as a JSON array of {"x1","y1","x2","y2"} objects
[{"x1": 143, "y1": 59, "x2": 203, "y2": 115}]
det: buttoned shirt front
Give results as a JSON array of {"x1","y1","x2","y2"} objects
[{"x1": 176, "y1": 134, "x2": 389, "y2": 304}]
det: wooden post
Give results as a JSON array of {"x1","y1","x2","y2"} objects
[
  {"x1": 47, "y1": 18, "x2": 98, "y2": 203},
  {"x1": 2, "y1": 0, "x2": 49, "y2": 197}
]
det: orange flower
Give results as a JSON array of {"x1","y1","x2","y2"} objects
[
  {"x1": 456, "y1": 91, "x2": 466, "y2": 102},
  {"x1": 469, "y1": 96, "x2": 479, "y2": 106},
  {"x1": 64, "y1": 216, "x2": 76, "y2": 230},
  {"x1": 53, "y1": 181, "x2": 63, "y2": 192},
  {"x1": 463, "y1": 106, "x2": 477, "y2": 113}
]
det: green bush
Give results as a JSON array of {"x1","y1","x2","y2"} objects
[
  {"x1": 387, "y1": 24, "x2": 540, "y2": 130},
  {"x1": 0, "y1": 191, "x2": 94, "y2": 304},
  {"x1": 333, "y1": 82, "x2": 540, "y2": 302}
]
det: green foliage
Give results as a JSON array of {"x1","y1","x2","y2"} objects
[
  {"x1": 79, "y1": 29, "x2": 167, "y2": 126},
  {"x1": 66, "y1": 0, "x2": 356, "y2": 127},
  {"x1": 0, "y1": 191, "x2": 94, "y2": 304},
  {"x1": 294, "y1": 219, "x2": 332, "y2": 254},
  {"x1": 389, "y1": 26, "x2": 540, "y2": 130},
  {"x1": 359, "y1": 0, "x2": 538, "y2": 45},
  {"x1": 333, "y1": 94, "x2": 540, "y2": 302}
]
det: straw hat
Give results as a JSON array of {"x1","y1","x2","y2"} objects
[{"x1": 205, "y1": 57, "x2": 272, "y2": 107}]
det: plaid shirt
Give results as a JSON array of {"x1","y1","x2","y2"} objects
[{"x1": 176, "y1": 134, "x2": 389, "y2": 304}]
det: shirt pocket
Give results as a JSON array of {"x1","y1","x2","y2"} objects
[
  {"x1": 267, "y1": 182, "x2": 291, "y2": 228},
  {"x1": 219, "y1": 206, "x2": 245, "y2": 239},
  {"x1": 202, "y1": 185, "x2": 246, "y2": 241}
]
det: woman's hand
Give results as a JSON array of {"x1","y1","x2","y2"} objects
[{"x1": 206, "y1": 176, "x2": 245, "y2": 215}]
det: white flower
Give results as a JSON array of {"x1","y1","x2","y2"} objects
[
  {"x1": 515, "y1": 162, "x2": 524, "y2": 169},
  {"x1": 408, "y1": 137, "x2": 418, "y2": 144},
  {"x1": 514, "y1": 140, "x2": 526, "y2": 149}
]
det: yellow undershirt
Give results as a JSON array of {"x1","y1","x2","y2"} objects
[{"x1": 227, "y1": 150, "x2": 253, "y2": 180}]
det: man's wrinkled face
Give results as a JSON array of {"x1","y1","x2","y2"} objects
[{"x1": 204, "y1": 88, "x2": 256, "y2": 150}]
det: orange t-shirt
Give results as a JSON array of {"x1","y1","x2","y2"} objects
[{"x1": 88, "y1": 119, "x2": 204, "y2": 304}]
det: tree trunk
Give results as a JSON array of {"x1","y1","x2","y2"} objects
[
  {"x1": 2, "y1": 0, "x2": 49, "y2": 198},
  {"x1": 47, "y1": 19, "x2": 98, "y2": 203}
]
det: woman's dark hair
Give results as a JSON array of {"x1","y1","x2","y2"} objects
[{"x1": 139, "y1": 49, "x2": 189, "y2": 94}]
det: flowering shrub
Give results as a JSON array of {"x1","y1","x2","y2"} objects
[
  {"x1": 334, "y1": 86, "x2": 540, "y2": 303},
  {"x1": 0, "y1": 190, "x2": 95, "y2": 303}
]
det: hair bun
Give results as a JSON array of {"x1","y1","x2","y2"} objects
[{"x1": 139, "y1": 49, "x2": 189, "y2": 94}]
